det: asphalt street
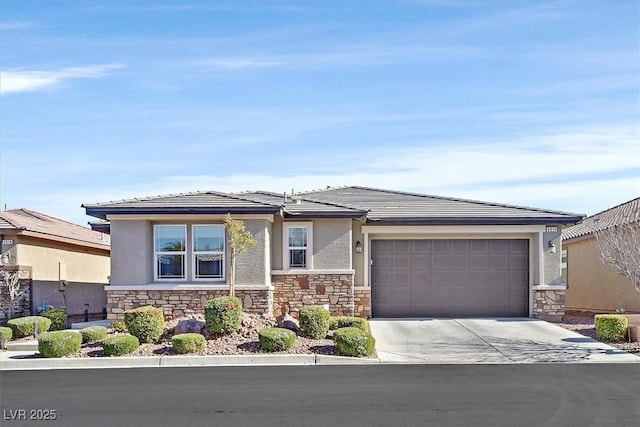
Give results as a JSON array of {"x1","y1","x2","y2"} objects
[{"x1": 1, "y1": 364, "x2": 639, "y2": 427}]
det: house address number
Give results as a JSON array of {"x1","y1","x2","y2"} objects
[
  {"x1": 545, "y1": 227, "x2": 558, "y2": 232},
  {"x1": 1, "y1": 239, "x2": 13, "y2": 245}
]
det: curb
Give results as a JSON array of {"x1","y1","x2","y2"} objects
[{"x1": 0, "y1": 352, "x2": 381, "y2": 371}]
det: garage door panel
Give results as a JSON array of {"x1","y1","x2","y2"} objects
[{"x1": 372, "y1": 238, "x2": 529, "y2": 318}]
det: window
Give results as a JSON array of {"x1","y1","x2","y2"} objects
[
  {"x1": 154, "y1": 224, "x2": 226, "y2": 282},
  {"x1": 155, "y1": 225, "x2": 186, "y2": 280},
  {"x1": 284, "y1": 223, "x2": 312, "y2": 269},
  {"x1": 193, "y1": 225, "x2": 224, "y2": 280}
]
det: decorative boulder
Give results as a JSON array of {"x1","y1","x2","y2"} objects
[
  {"x1": 277, "y1": 313, "x2": 299, "y2": 332},
  {"x1": 175, "y1": 318, "x2": 206, "y2": 335}
]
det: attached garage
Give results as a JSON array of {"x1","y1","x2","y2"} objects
[{"x1": 371, "y1": 239, "x2": 529, "y2": 318}]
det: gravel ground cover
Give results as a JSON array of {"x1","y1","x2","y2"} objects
[{"x1": 553, "y1": 311, "x2": 639, "y2": 356}]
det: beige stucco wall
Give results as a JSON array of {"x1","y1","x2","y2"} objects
[
  {"x1": 109, "y1": 217, "x2": 271, "y2": 286},
  {"x1": 565, "y1": 236, "x2": 640, "y2": 313}
]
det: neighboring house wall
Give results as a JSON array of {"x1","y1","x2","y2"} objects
[
  {"x1": 565, "y1": 236, "x2": 640, "y2": 313},
  {"x1": 12, "y1": 235, "x2": 109, "y2": 316}
]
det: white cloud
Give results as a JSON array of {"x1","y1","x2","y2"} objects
[{"x1": 0, "y1": 64, "x2": 126, "y2": 94}]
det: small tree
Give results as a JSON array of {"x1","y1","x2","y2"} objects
[
  {"x1": 0, "y1": 270, "x2": 26, "y2": 320},
  {"x1": 594, "y1": 222, "x2": 640, "y2": 294},
  {"x1": 224, "y1": 214, "x2": 258, "y2": 297}
]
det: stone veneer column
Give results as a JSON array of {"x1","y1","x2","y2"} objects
[
  {"x1": 272, "y1": 273, "x2": 356, "y2": 318},
  {"x1": 0, "y1": 265, "x2": 32, "y2": 320},
  {"x1": 354, "y1": 288, "x2": 371, "y2": 318},
  {"x1": 533, "y1": 289, "x2": 565, "y2": 321}
]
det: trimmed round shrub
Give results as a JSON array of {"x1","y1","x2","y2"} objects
[
  {"x1": 7, "y1": 316, "x2": 52, "y2": 338},
  {"x1": 103, "y1": 334, "x2": 140, "y2": 356},
  {"x1": 124, "y1": 306, "x2": 165, "y2": 343},
  {"x1": 80, "y1": 326, "x2": 108, "y2": 343},
  {"x1": 299, "y1": 305, "x2": 330, "y2": 339},
  {"x1": 110, "y1": 320, "x2": 128, "y2": 333},
  {"x1": 172, "y1": 333, "x2": 206, "y2": 354},
  {"x1": 0, "y1": 326, "x2": 13, "y2": 342},
  {"x1": 259, "y1": 327, "x2": 296, "y2": 352},
  {"x1": 38, "y1": 330, "x2": 82, "y2": 358},
  {"x1": 40, "y1": 308, "x2": 67, "y2": 331},
  {"x1": 595, "y1": 314, "x2": 628, "y2": 342},
  {"x1": 205, "y1": 296, "x2": 243, "y2": 334},
  {"x1": 334, "y1": 327, "x2": 376, "y2": 357},
  {"x1": 329, "y1": 316, "x2": 369, "y2": 332}
]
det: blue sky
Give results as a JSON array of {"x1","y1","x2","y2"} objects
[{"x1": 1, "y1": 0, "x2": 638, "y2": 226}]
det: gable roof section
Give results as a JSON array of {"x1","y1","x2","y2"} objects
[
  {"x1": 83, "y1": 191, "x2": 282, "y2": 219},
  {"x1": 0, "y1": 209, "x2": 110, "y2": 250},
  {"x1": 301, "y1": 186, "x2": 583, "y2": 225},
  {"x1": 562, "y1": 197, "x2": 640, "y2": 241}
]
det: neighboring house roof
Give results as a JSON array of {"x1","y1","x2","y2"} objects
[
  {"x1": 562, "y1": 197, "x2": 640, "y2": 241},
  {"x1": 84, "y1": 186, "x2": 583, "y2": 226},
  {"x1": 0, "y1": 209, "x2": 110, "y2": 250}
]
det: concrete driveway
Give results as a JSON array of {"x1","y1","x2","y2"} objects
[{"x1": 369, "y1": 318, "x2": 640, "y2": 363}]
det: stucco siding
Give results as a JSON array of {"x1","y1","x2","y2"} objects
[
  {"x1": 352, "y1": 220, "x2": 365, "y2": 286},
  {"x1": 110, "y1": 220, "x2": 152, "y2": 285},
  {"x1": 234, "y1": 219, "x2": 269, "y2": 285},
  {"x1": 311, "y1": 219, "x2": 351, "y2": 270},
  {"x1": 543, "y1": 229, "x2": 563, "y2": 286},
  {"x1": 565, "y1": 237, "x2": 640, "y2": 313}
]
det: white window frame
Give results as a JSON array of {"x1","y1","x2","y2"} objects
[
  {"x1": 154, "y1": 224, "x2": 187, "y2": 281},
  {"x1": 192, "y1": 224, "x2": 225, "y2": 282},
  {"x1": 283, "y1": 222, "x2": 313, "y2": 270}
]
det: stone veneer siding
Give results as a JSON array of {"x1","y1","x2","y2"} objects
[
  {"x1": 272, "y1": 273, "x2": 356, "y2": 318},
  {"x1": 354, "y1": 288, "x2": 371, "y2": 318},
  {"x1": 0, "y1": 265, "x2": 32, "y2": 321},
  {"x1": 533, "y1": 288, "x2": 565, "y2": 321},
  {"x1": 106, "y1": 288, "x2": 272, "y2": 321}
]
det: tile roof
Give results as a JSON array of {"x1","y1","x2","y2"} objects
[
  {"x1": 83, "y1": 186, "x2": 584, "y2": 225},
  {"x1": 0, "y1": 209, "x2": 110, "y2": 249},
  {"x1": 562, "y1": 197, "x2": 640, "y2": 241}
]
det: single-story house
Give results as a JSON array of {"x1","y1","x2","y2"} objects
[
  {"x1": 562, "y1": 198, "x2": 640, "y2": 314},
  {"x1": 0, "y1": 209, "x2": 111, "y2": 318},
  {"x1": 83, "y1": 186, "x2": 583, "y2": 321}
]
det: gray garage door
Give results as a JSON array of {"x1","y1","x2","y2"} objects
[{"x1": 371, "y1": 239, "x2": 529, "y2": 318}]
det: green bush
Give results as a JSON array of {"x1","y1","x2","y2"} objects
[
  {"x1": 102, "y1": 334, "x2": 140, "y2": 356},
  {"x1": 204, "y1": 296, "x2": 243, "y2": 334},
  {"x1": 0, "y1": 326, "x2": 13, "y2": 342},
  {"x1": 595, "y1": 314, "x2": 628, "y2": 342},
  {"x1": 334, "y1": 327, "x2": 376, "y2": 357},
  {"x1": 172, "y1": 333, "x2": 206, "y2": 354},
  {"x1": 299, "y1": 305, "x2": 330, "y2": 339},
  {"x1": 7, "y1": 316, "x2": 52, "y2": 338},
  {"x1": 259, "y1": 327, "x2": 296, "y2": 352},
  {"x1": 80, "y1": 326, "x2": 108, "y2": 343},
  {"x1": 40, "y1": 309, "x2": 68, "y2": 331},
  {"x1": 38, "y1": 330, "x2": 82, "y2": 358},
  {"x1": 124, "y1": 306, "x2": 165, "y2": 343},
  {"x1": 329, "y1": 316, "x2": 369, "y2": 332},
  {"x1": 111, "y1": 320, "x2": 128, "y2": 333}
]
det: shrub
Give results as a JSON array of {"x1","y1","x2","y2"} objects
[
  {"x1": 103, "y1": 334, "x2": 140, "y2": 356},
  {"x1": 204, "y1": 296, "x2": 243, "y2": 334},
  {"x1": 80, "y1": 326, "x2": 108, "y2": 343},
  {"x1": 124, "y1": 306, "x2": 165, "y2": 343},
  {"x1": 40, "y1": 308, "x2": 68, "y2": 331},
  {"x1": 259, "y1": 327, "x2": 296, "y2": 352},
  {"x1": 334, "y1": 327, "x2": 376, "y2": 357},
  {"x1": 38, "y1": 330, "x2": 82, "y2": 358},
  {"x1": 0, "y1": 326, "x2": 13, "y2": 342},
  {"x1": 298, "y1": 305, "x2": 330, "y2": 339},
  {"x1": 329, "y1": 316, "x2": 369, "y2": 332},
  {"x1": 172, "y1": 333, "x2": 206, "y2": 354},
  {"x1": 595, "y1": 314, "x2": 628, "y2": 342},
  {"x1": 111, "y1": 320, "x2": 128, "y2": 333},
  {"x1": 7, "y1": 316, "x2": 52, "y2": 338}
]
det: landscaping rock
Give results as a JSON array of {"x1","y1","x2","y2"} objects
[
  {"x1": 175, "y1": 318, "x2": 206, "y2": 335},
  {"x1": 277, "y1": 313, "x2": 299, "y2": 332}
]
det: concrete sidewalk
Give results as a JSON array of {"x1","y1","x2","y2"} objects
[{"x1": 369, "y1": 318, "x2": 640, "y2": 363}]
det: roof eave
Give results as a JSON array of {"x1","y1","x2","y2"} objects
[
  {"x1": 366, "y1": 216, "x2": 584, "y2": 225},
  {"x1": 84, "y1": 206, "x2": 281, "y2": 220}
]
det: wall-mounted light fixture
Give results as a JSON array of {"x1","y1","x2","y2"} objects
[
  {"x1": 548, "y1": 240, "x2": 556, "y2": 254},
  {"x1": 355, "y1": 241, "x2": 363, "y2": 253}
]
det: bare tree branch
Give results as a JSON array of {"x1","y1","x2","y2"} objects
[
  {"x1": 594, "y1": 222, "x2": 640, "y2": 293},
  {"x1": 0, "y1": 270, "x2": 26, "y2": 320}
]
